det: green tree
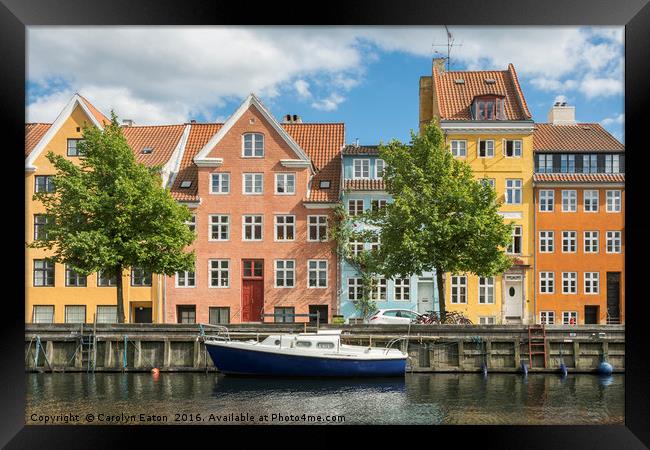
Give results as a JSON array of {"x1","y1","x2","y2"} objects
[
  {"x1": 29, "y1": 113, "x2": 195, "y2": 323},
  {"x1": 370, "y1": 119, "x2": 514, "y2": 319}
]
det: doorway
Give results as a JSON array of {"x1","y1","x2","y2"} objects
[
  {"x1": 242, "y1": 259, "x2": 264, "y2": 322},
  {"x1": 503, "y1": 275, "x2": 523, "y2": 322},
  {"x1": 606, "y1": 272, "x2": 621, "y2": 322},
  {"x1": 309, "y1": 305, "x2": 328, "y2": 324},
  {"x1": 584, "y1": 305, "x2": 599, "y2": 324},
  {"x1": 133, "y1": 306, "x2": 152, "y2": 323},
  {"x1": 417, "y1": 280, "x2": 434, "y2": 314}
]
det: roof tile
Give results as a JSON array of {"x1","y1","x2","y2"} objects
[
  {"x1": 343, "y1": 179, "x2": 385, "y2": 191},
  {"x1": 534, "y1": 123, "x2": 624, "y2": 152},
  {"x1": 25, "y1": 123, "x2": 51, "y2": 157},
  {"x1": 122, "y1": 125, "x2": 185, "y2": 167},
  {"x1": 533, "y1": 173, "x2": 625, "y2": 183}
]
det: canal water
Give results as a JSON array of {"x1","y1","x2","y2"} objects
[{"x1": 26, "y1": 372, "x2": 623, "y2": 425}]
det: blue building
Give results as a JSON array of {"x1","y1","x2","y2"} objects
[{"x1": 338, "y1": 144, "x2": 439, "y2": 322}]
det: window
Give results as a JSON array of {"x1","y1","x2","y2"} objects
[
  {"x1": 478, "y1": 140, "x2": 494, "y2": 157},
  {"x1": 274, "y1": 173, "x2": 296, "y2": 195},
  {"x1": 242, "y1": 133, "x2": 264, "y2": 157},
  {"x1": 481, "y1": 178, "x2": 496, "y2": 189},
  {"x1": 274, "y1": 307, "x2": 295, "y2": 323},
  {"x1": 539, "y1": 190, "x2": 554, "y2": 212},
  {"x1": 562, "y1": 190, "x2": 577, "y2": 212},
  {"x1": 242, "y1": 260, "x2": 263, "y2": 277},
  {"x1": 450, "y1": 140, "x2": 467, "y2": 157},
  {"x1": 32, "y1": 305, "x2": 54, "y2": 324},
  {"x1": 479, "y1": 317, "x2": 496, "y2": 325},
  {"x1": 537, "y1": 154, "x2": 553, "y2": 173},
  {"x1": 96, "y1": 306, "x2": 118, "y2": 324},
  {"x1": 348, "y1": 278, "x2": 363, "y2": 301},
  {"x1": 507, "y1": 226, "x2": 522, "y2": 254},
  {"x1": 478, "y1": 277, "x2": 495, "y2": 304},
  {"x1": 348, "y1": 199, "x2": 364, "y2": 216},
  {"x1": 562, "y1": 272, "x2": 577, "y2": 294},
  {"x1": 319, "y1": 180, "x2": 331, "y2": 189},
  {"x1": 504, "y1": 140, "x2": 522, "y2": 157},
  {"x1": 177, "y1": 306, "x2": 196, "y2": 324},
  {"x1": 539, "y1": 231, "x2": 554, "y2": 253},
  {"x1": 65, "y1": 305, "x2": 86, "y2": 323},
  {"x1": 473, "y1": 97, "x2": 505, "y2": 120},
  {"x1": 562, "y1": 311, "x2": 578, "y2": 325},
  {"x1": 606, "y1": 231, "x2": 621, "y2": 253},
  {"x1": 583, "y1": 154, "x2": 598, "y2": 173},
  {"x1": 584, "y1": 231, "x2": 599, "y2": 253},
  {"x1": 67, "y1": 138, "x2": 83, "y2": 156},
  {"x1": 275, "y1": 215, "x2": 295, "y2": 241},
  {"x1": 97, "y1": 270, "x2": 117, "y2": 287},
  {"x1": 308, "y1": 216, "x2": 328, "y2": 242},
  {"x1": 560, "y1": 154, "x2": 575, "y2": 173},
  {"x1": 505, "y1": 179, "x2": 522, "y2": 204},
  {"x1": 131, "y1": 267, "x2": 152, "y2": 286},
  {"x1": 179, "y1": 180, "x2": 192, "y2": 188},
  {"x1": 209, "y1": 215, "x2": 229, "y2": 241},
  {"x1": 317, "y1": 342, "x2": 335, "y2": 349},
  {"x1": 353, "y1": 159, "x2": 370, "y2": 179},
  {"x1": 584, "y1": 272, "x2": 599, "y2": 294},
  {"x1": 176, "y1": 270, "x2": 195, "y2": 288},
  {"x1": 275, "y1": 260, "x2": 295, "y2": 288},
  {"x1": 540, "y1": 272, "x2": 555, "y2": 294},
  {"x1": 243, "y1": 215, "x2": 263, "y2": 241},
  {"x1": 243, "y1": 173, "x2": 263, "y2": 194},
  {"x1": 606, "y1": 190, "x2": 621, "y2": 212},
  {"x1": 65, "y1": 266, "x2": 87, "y2": 287},
  {"x1": 308, "y1": 260, "x2": 328, "y2": 288},
  {"x1": 348, "y1": 241, "x2": 364, "y2": 257},
  {"x1": 186, "y1": 214, "x2": 196, "y2": 233},
  {"x1": 209, "y1": 260, "x2": 229, "y2": 287},
  {"x1": 540, "y1": 311, "x2": 555, "y2": 325},
  {"x1": 451, "y1": 275, "x2": 467, "y2": 304},
  {"x1": 562, "y1": 231, "x2": 577, "y2": 253},
  {"x1": 34, "y1": 214, "x2": 53, "y2": 241},
  {"x1": 375, "y1": 159, "x2": 386, "y2": 178},
  {"x1": 33, "y1": 259, "x2": 54, "y2": 287},
  {"x1": 369, "y1": 236, "x2": 380, "y2": 253},
  {"x1": 394, "y1": 278, "x2": 410, "y2": 301},
  {"x1": 605, "y1": 154, "x2": 620, "y2": 173},
  {"x1": 209, "y1": 307, "x2": 230, "y2": 325},
  {"x1": 370, "y1": 199, "x2": 388, "y2": 212},
  {"x1": 35, "y1": 175, "x2": 55, "y2": 193},
  {"x1": 370, "y1": 278, "x2": 387, "y2": 301},
  {"x1": 210, "y1": 173, "x2": 230, "y2": 194},
  {"x1": 584, "y1": 190, "x2": 599, "y2": 212}
]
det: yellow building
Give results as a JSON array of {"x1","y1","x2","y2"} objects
[
  {"x1": 419, "y1": 59, "x2": 535, "y2": 324},
  {"x1": 25, "y1": 94, "x2": 189, "y2": 324}
]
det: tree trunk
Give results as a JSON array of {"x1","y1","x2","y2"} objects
[
  {"x1": 116, "y1": 265, "x2": 125, "y2": 323},
  {"x1": 436, "y1": 268, "x2": 446, "y2": 320}
]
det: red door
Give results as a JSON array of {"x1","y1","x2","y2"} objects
[{"x1": 242, "y1": 260, "x2": 264, "y2": 322}]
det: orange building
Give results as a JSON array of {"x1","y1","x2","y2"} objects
[
  {"x1": 163, "y1": 94, "x2": 343, "y2": 324},
  {"x1": 533, "y1": 103, "x2": 624, "y2": 325}
]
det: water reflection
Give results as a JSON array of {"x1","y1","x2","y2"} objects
[{"x1": 26, "y1": 372, "x2": 623, "y2": 425}]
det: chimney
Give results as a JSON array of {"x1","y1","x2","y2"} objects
[
  {"x1": 354, "y1": 138, "x2": 359, "y2": 147},
  {"x1": 433, "y1": 57, "x2": 446, "y2": 74},
  {"x1": 547, "y1": 102, "x2": 576, "y2": 125},
  {"x1": 282, "y1": 114, "x2": 302, "y2": 124},
  {"x1": 122, "y1": 119, "x2": 134, "y2": 127}
]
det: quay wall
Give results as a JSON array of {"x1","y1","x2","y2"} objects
[{"x1": 25, "y1": 324, "x2": 625, "y2": 374}]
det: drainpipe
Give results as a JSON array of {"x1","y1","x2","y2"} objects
[
  {"x1": 162, "y1": 273, "x2": 167, "y2": 324},
  {"x1": 532, "y1": 182, "x2": 537, "y2": 325}
]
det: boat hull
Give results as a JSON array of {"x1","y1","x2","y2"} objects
[{"x1": 206, "y1": 343, "x2": 406, "y2": 377}]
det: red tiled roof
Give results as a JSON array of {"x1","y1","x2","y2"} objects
[
  {"x1": 25, "y1": 123, "x2": 51, "y2": 157},
  {"x1": 534, "y1": 123, "x2": 624, "y2": 152},
  {"x1": 122, "y1": 125, "x2": 185, "y2": 167},
  {"x1": 433, "y1": 63, "x2": 531, "y2": 121},
  {"x1": 78, "y1": 94, "x2": 111, "y2": 126},
  {"x1": 533, "y1": 173, "x2": 625, "y2": 183},
  {"x1": 343, "y1": 179, "x2": 385, "y2": 191}
]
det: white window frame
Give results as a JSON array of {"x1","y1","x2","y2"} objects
[
  {"x1": 186, "y1": 214, "x2": 196, "y2": 233},
  {"x1": 505, "y1": 179, "x2": 522, "y2": 204},
  {"x1": 507, "y1": 226, "x2": 523, "y2": 255},
  {"x1": 242, "y1": 133, "x2": 264, "y2": 157},
  {"x1": 539, "y1": 272, "x2": 555, "y2": 294},
  {"x1": 584, "y1": 190, "x2": 599, "y2": 213},
  {"x1": 64, "y1": 305, "x2": 86, "y2": 324},
  {"x1": 478, "y1": 139, "x2": 494, "y2": 158},
  {"x1": 503, "y1": 139, "x2": 522, "y2": 158},
  {"x1": 562, "y1": 272, "x2": 577, "y2": 294},
  {"x1": 562, "y1": 190, "x2": 577, "y2": 212},
  {"x1": 209, "y1": 259, "x2": 230, "y2": 288},
  {"x1": 479, "y1": 316, "x2": 496, "y2": 325},
  {"x1": 348, "y1": 277, "x2": 363, "y2": 301},
  {"x1": 584, "y1": 272, "x2": 599, "y2": 295},
  {"x1": 478, "y1": 276, "x2": 495, "y2": 304},
  {"x1": 349, "y1": 241, "x2": 364, "y2": 257},
  {"x1": 584, "y1": 231, "x2": 599, "y2": 253},
  {"x1": 370, "y1": 277, "x2": 387, "y2": 301},
  {"x1": 375, "y1": 159, "x2": 386, "y2": 178},
  {"x1": 606, "y1": 231, "x2": 622, "y2": 253},
  {"x1": 605, "y1": 154, "x2": 620, "y2": 174},
  {"x1": 562, "y1": 311, "x2": 578, "y2": 325},
  {"x1": 96, "y1": 306, "x2": 118, "y2": 324},
  {"x1": 275, "y1": 173, "x2": 296, "y2": 195},
  {"x1": 348, "y1": 199, "x2": 364, "y2": 216},
  {"x1": 562, "y1": 231, "x2": 577, "y2": 253},
  {"x1": 210, "y1": 172, "x2": 230, "y2": 194},
  {"x1": 274, "y1": 260, "x2": 295, "y2": 288},
  {"x1": 540, "y1": 311, "x2": 555, "y2": 325},
  {"x1": 394, "y1": 278, "x2": 410, "y2": 301},
  {"x1": 274, "y1": 215, "x2": 295, "y2": 242},
  {"x1": 371, "y1": 199, "x2": 388, "y2": 212},
  {"x1": 242, "y1": 173, "x2": 264, "y2": 195},
  {"x1": 175, "y1": 270, "x2": 196, "y2": 288},
  {"x1": 307, "y1": 260, "x2": 328, "y2": 289},
  {"x1": 242, "y1": 215, "x2": 263, "y2": 241},
  {"x1": 209, "y1": 214, "x2": 230, "y2": 241},
  {"x1": 539, "y1": 190, "x2": 554, "y2": 212},
  {"x1": 450, "y1": 140, "x2": 467, "y2": 157},
  {"x1": 32, "y1": 305, "x2": 54, "y2": 324},
  {"x1": 308, "y1": 215, "x2": 328, "y2": 242},
  {"x1": 606, "y1": 190, "x2": 621, "y2": 213},
  {"x1": 450, "y1": 275, "x2": 467, "y2": 304},
  {"x1": 353, "y1": 159, "x2": 370, "y2": 179},
  {"x1": 539, "y1": 231, "x2": 554, "y2": 253}
]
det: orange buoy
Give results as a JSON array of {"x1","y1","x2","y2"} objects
[{"x1": 151, "y1": 368, "x2": 160, "y2": 375}]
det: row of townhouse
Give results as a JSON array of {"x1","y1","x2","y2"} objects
[{"x1": 25, "y1": 58, "x2": 624, "y2": 325}]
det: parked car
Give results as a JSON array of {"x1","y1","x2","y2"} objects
[{"x1": 366, "y1": 309, "x2": 422, "y2": 325}]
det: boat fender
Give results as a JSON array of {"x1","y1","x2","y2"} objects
[
  {"x1": 559, "y1": 362, "x2": 568, "y2": 377},
  {"x1": 520, "y1": 362, "x2": 528, "y2": 376},
  {"x1": 597, "y1": 361, "x2": 613, "y2": 376}
]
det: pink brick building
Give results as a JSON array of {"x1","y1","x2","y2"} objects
[{"x1": 164, "y1": 94, "x2": 344, "y2": 324}]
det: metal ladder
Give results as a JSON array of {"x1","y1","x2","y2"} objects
[
  {"x1": 527, "y1": 324, "x2": 547, "y2": 369},
  {"x1": 79, "y1": 320, "x2": 97, "y2": 372}
]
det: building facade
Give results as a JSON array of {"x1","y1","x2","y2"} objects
[
  {"x1": 419, "y1": 59, "x2": 536, "y2": 324},
  {"x1": 163, "y1": 94, "x2": 343, "y2": 324},
  {"x1": 338, "y1": 145, "x2": 439, "y2": 322},
  {"x1": 533, "y1": 103, "x2": 625, "y2": 325}
]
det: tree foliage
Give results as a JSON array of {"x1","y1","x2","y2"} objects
[{"x1": 29, "y1": 113, "x2": 196, "y2": 322}]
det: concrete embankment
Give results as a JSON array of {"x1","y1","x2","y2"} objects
[{"x1": 25, "y1": 323, "x2": 625, "y2": 374}]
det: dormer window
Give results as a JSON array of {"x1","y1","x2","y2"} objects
[
  {"x1": 375, "y1": 159, "x2": 386, "y2": 178},
  {"x1": 353, "y1": 159, "x2": 370, "y2": 179},
  {"x1": 471, "y1": 95, "x2": 506, "y2": 120},
  {"x1": 243, "y1": 133, "x2": 264, "y2": 157}
]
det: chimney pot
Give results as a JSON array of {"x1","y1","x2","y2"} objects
[
  {"x1": 122, "y1": 119, "x2": 134, "y2": 126},
  {"x1": 433, "y1": 57, "x2": 446, "y2": 73}
]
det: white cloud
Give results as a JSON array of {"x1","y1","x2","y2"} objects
[
  {"x1": 294, "y1": 79, "x2": 311, "y2": 99},
  {"x1": 311, "y1": 93, "x2": 345, "y2": 111},
  {"x1": 601, "y1": 113, "x2": 624, "y2": 126},
  {"x1": 580, "y1": 76, "x2": 624, "y2": 99}
]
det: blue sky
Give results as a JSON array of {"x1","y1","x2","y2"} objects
[{"x1": 27, "y1": 26, "x2": 624, "y2": 144}]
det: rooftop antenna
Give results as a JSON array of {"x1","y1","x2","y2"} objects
[{"x1": 431, "y1": 25, "x2": 463, "y2": 70}]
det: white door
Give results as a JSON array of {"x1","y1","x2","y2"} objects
[
  {"x1": 417, "y1": 282, "x2": 434, "y2": 314},
  {"x1": 504, "y1": 278, "x2": 523, "y2": 320}
]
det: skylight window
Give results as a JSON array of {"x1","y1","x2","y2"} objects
[
  {"x1": 180, "y1": 181, "x2": 192, "y2": 188},
  {"x1": 484, "y1": 78, "x2": 496, "y2": 84},
  {"x1": 142, "y1": 147, "x2": 154, "y2": 154},
  {"x1": 454, "y1": 79, "x2": 465, "y2": 84},
  {"x1": 319, "y1": 180, "x2": 331, "y2": 189}
]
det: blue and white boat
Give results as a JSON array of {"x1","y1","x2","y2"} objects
[{"x1": 203, "y1": 329, "x2": 407, "y2": 377}]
